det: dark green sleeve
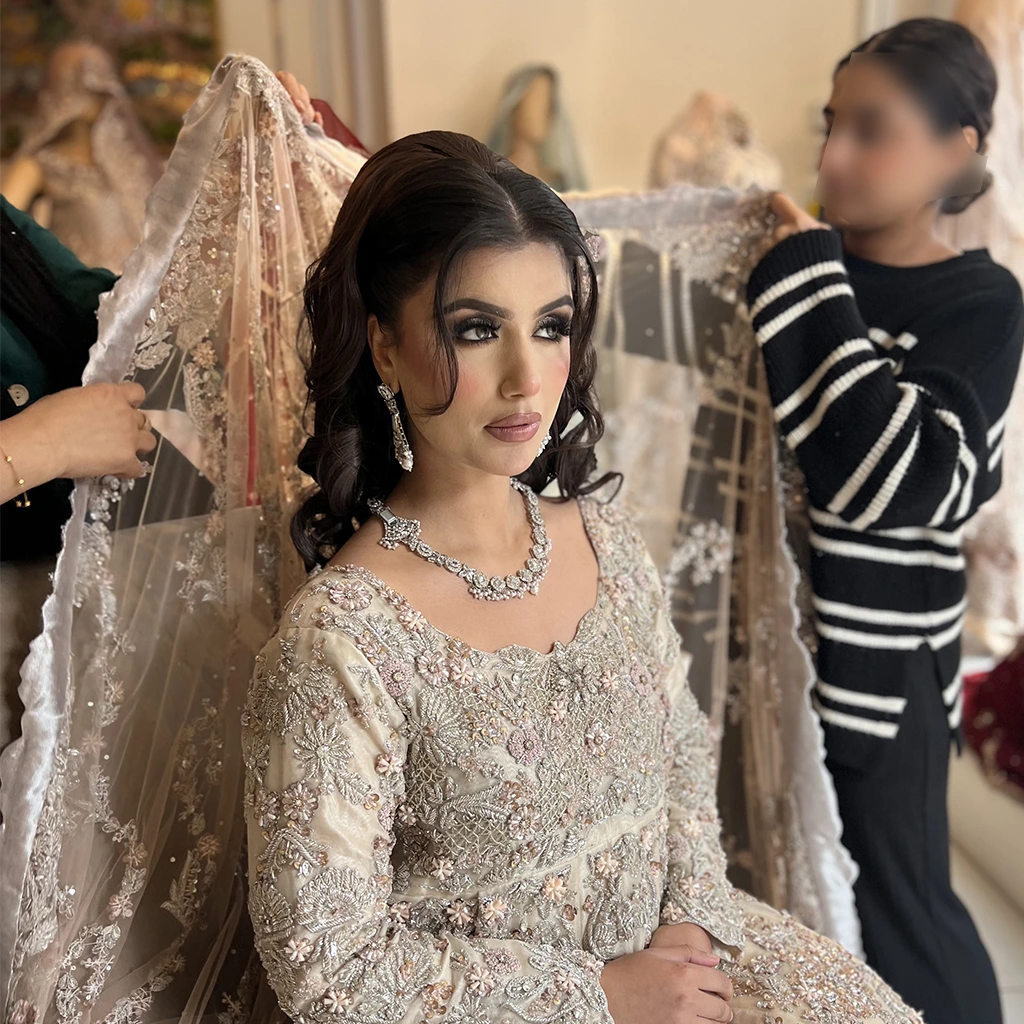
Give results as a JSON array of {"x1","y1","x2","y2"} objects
[{"x1": 1, "y1": 195, "x2": 117, "y2": 314}]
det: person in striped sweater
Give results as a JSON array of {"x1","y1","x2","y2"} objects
[{"x1": 746, "y1": 19, "x2": 1023, "y2": 1024}]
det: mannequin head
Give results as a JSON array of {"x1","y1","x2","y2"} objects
[
  {"x1": 487, "y1": 65, "x2": 586, "y2": 192},
  {"x1": 43, "y1": 41, "x2": 117, "y2": 123},
  {"x1": 511, "y1": 70, "x2": 554, "y2": 148},
  {"x1": 685, "y1": 92, "x2": 751, "y2": 144},
  {"x1": 649, "y1": 92, "x2": 782, "y2": 191}
]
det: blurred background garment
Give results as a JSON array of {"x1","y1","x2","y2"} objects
[
  {"x1": 649, "y1": 92, "x2": 783, "y2": 192},
  {"x1": 963, "y1": 639, "x2": 1024, "y2": 799},
  {"x1": 2, "y1": 42, "x2": 162, "y2": 274}
]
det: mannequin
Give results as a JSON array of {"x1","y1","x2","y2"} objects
[
  {"x1": 486, "y1": 65, "x2": 586, "y2": 192},
  {"x1": 649, "y1": 92, "x2": 783, "y2": 192},
  {"x1": 937, "y1": 0, "x2": 1024, "y2": 652},
  {"x1": 1, "y1": 41, "x2": 161, "y2": 273},
  {"x1": 507, "y1": 70, "x2": 556, "y2": 182}
]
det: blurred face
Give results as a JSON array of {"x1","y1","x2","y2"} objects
[
  {"x1": 376, "y1": 241, "x2": 573, "y2": 480},
  {"x1": 816, "y1": 56, "x2": 981, "y2": 229}
]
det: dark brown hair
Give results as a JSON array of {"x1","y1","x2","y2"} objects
[
  {"x1": 292, "y1": 130, "x2": 615, "y2": 569},
  {"x1": 837, "y1": 17, "x2": 997, "y2": 214}
]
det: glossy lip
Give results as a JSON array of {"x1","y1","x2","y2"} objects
[{"x1": 485, "y1": 411, "x2": 542, "y2": 443}]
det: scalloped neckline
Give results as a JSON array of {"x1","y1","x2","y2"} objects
[{"x1": 316, "y1": 498, "x2": 607, "y2": 660}]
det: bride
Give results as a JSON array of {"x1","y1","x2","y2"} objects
[{"x1": 242, "y1": 130, "x2": 921, "y2": 1023}]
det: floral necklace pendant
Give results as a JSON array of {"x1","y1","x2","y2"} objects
[{"x1": 366, "y1": 479, "x2": 551, "y2": 601}]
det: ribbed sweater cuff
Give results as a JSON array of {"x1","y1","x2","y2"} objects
[{"x1": 746, "y1": 228, "x2": 845, "y2": 306}]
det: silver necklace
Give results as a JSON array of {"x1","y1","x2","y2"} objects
[{"x1": 366, "y1": 479, "x2": 551, "y2": 601}]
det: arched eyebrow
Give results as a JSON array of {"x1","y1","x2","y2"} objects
[{"x1": 443, "y1": 295, "x2": 574, "y2": 318}]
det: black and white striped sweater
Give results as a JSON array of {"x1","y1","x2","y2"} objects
[{"x1": 746, "y1": 229, "x2": 1024, "y2": 770}]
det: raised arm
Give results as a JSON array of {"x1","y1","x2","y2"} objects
[
  {"x1": 242, "y1": 625, "x2": 614, "y2": 1023},
  {"x1": 746, "y1": 227, "x2": 1023, "y2": 532}
]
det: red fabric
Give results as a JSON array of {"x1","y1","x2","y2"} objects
[
  {"x1": 310, "y1": 100, "x2": 371, "y2": 157},
  {"x1": 963, "y1": 640, "x2": 1024, "y2": 797}
]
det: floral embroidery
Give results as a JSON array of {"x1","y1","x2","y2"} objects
[
  {"x1": 6, "y1": 60, "x2": 353, "y2": 1022},
  {"x1": 242, "y1": 498, "x2": 920, "y2": 1023},
  {"x1": 663, "y1": 519, "x2": 733, "y2": 591},
  {"x1": 326, "y1": 581, "x2": 373, "y2": 611}
]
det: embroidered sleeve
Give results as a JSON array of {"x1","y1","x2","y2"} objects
[
  {"x1": 626, "y1": 524, "x2": 745, "y2": 955},
  {"x1": 658, "y1": 642, "x2": 745, "y2": 953},
  {"x1": 242, "y1": 625, "x2": 614, "y2": 1024}
]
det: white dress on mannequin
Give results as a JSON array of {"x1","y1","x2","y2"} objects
[{"x1": 937, "y1": 0, "x2": 1024, "y2": 648}]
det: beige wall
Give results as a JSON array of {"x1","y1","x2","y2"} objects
[
  {"x1": 215, "y1": 0, "x2": 963, "y2": 198},
  {"x1": 381, "y1": 0, "x2": 862, "y2": 198},
  {"x1": 217, "y1": 0, "x2": 353, "y2": 122}
]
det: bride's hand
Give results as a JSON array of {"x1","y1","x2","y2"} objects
[
  {"x1": 276, "y1": 71, "x2": 324, "y2": 128},
  {"x1": 768, "y1": 191, "x2": 830, "y2": 248},
  {"x1": 600, "y1": 945, "x2": 733, "y2": 1023},
  {"x1": 649, "y1": 921, "x2": 715, "y2": 955}
]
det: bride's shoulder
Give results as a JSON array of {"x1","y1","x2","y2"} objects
[
  {"x1": 575, "y1": 491, "x2": 646, "y2": 549},
  {"x1": 556, "y1": 490, "x2": 654, "y2": 576},
  {"x1": 276, "y1": 560, "x2": 393, "y2": 635}
]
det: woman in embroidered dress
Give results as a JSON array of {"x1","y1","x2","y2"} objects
[{"x1": 242, "y1": 130, "x2": 922, "y2": 1024}]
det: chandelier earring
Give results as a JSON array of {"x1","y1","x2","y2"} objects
[
  {"x1": 378, "y1": 383, "x2": 414, "y2": 472},
  {"x1": 536, "y1": 432, "x2": 552, "y2": 460}
]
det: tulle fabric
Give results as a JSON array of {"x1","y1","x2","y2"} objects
[
  {"x1": 1, "y1": 56, "x2": 364, "y2": 1022},
  {"x1": 564, "y1": 186, "x2": 862, "y2": 955},
  {"x1": 1, "y1": 61, "x2": 860, "y2": 1023}
]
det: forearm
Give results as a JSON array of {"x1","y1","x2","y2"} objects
[
  {"x1": 747, "y1": 230, "x2": 992, "y2": 529},
  {"x1": 0, "y1": 405, "x2": 63, "y2": 504},
  {"x1": 0, "y1": 156, "x2": 44, "y2": 212},
  {"x1": 650, "y1": 921, "x2": 714, "y2": 952},
  {"x1": 257, "y1": 925, "x2": 613, "y2": 1024},
  {"x1": 661, "y1": 650, "x2": 745, "y2": 952}
]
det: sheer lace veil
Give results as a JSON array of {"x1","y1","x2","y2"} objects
[
  {"x1": 0, "y1": 60, "x2": 860, "y2": 1022},
  {"x1": 564, "y1": 187, "x2": 861, "y2": 954},
  {"x1": 0, "y1": 56, "x2": 364, "y2": 1022}
]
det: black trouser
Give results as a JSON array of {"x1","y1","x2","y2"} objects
[{"x1": 827, "y1": 666, "x2": 1002, "y2": 1024}]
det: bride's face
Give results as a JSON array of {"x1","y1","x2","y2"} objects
[{"x1": 378, "y1": 241, "x2": 573, "y2": 480}]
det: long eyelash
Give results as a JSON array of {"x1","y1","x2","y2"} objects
[
  {"x1": 538, "y1": 313, "x2": 573, "y2": 338},
  {"x1": 452, "y1": 315, "x2": 501, "y2": 342}
]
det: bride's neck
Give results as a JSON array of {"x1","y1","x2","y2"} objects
[{"x1": 386, "y1": 464, "x2": 527, "y2": 554}]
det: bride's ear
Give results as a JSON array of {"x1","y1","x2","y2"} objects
[{"x1": 367, "y1": 314, "x2": 398, "y2": 389}]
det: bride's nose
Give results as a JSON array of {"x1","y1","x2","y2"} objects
[{"x1": 499, "y1": 334, "x2": 543, "y2": 400}]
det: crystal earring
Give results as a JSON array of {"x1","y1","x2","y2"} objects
[
  {"x1": 378, "y1": 383, "x2": 414, "y2": 472},
  {"x1": 536, "y1": 432, "x2": 552, "y2": 459}
]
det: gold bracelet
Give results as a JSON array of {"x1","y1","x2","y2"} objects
[{"x1": 0, "y1": 442, "x2": 31, "y2": 508}]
